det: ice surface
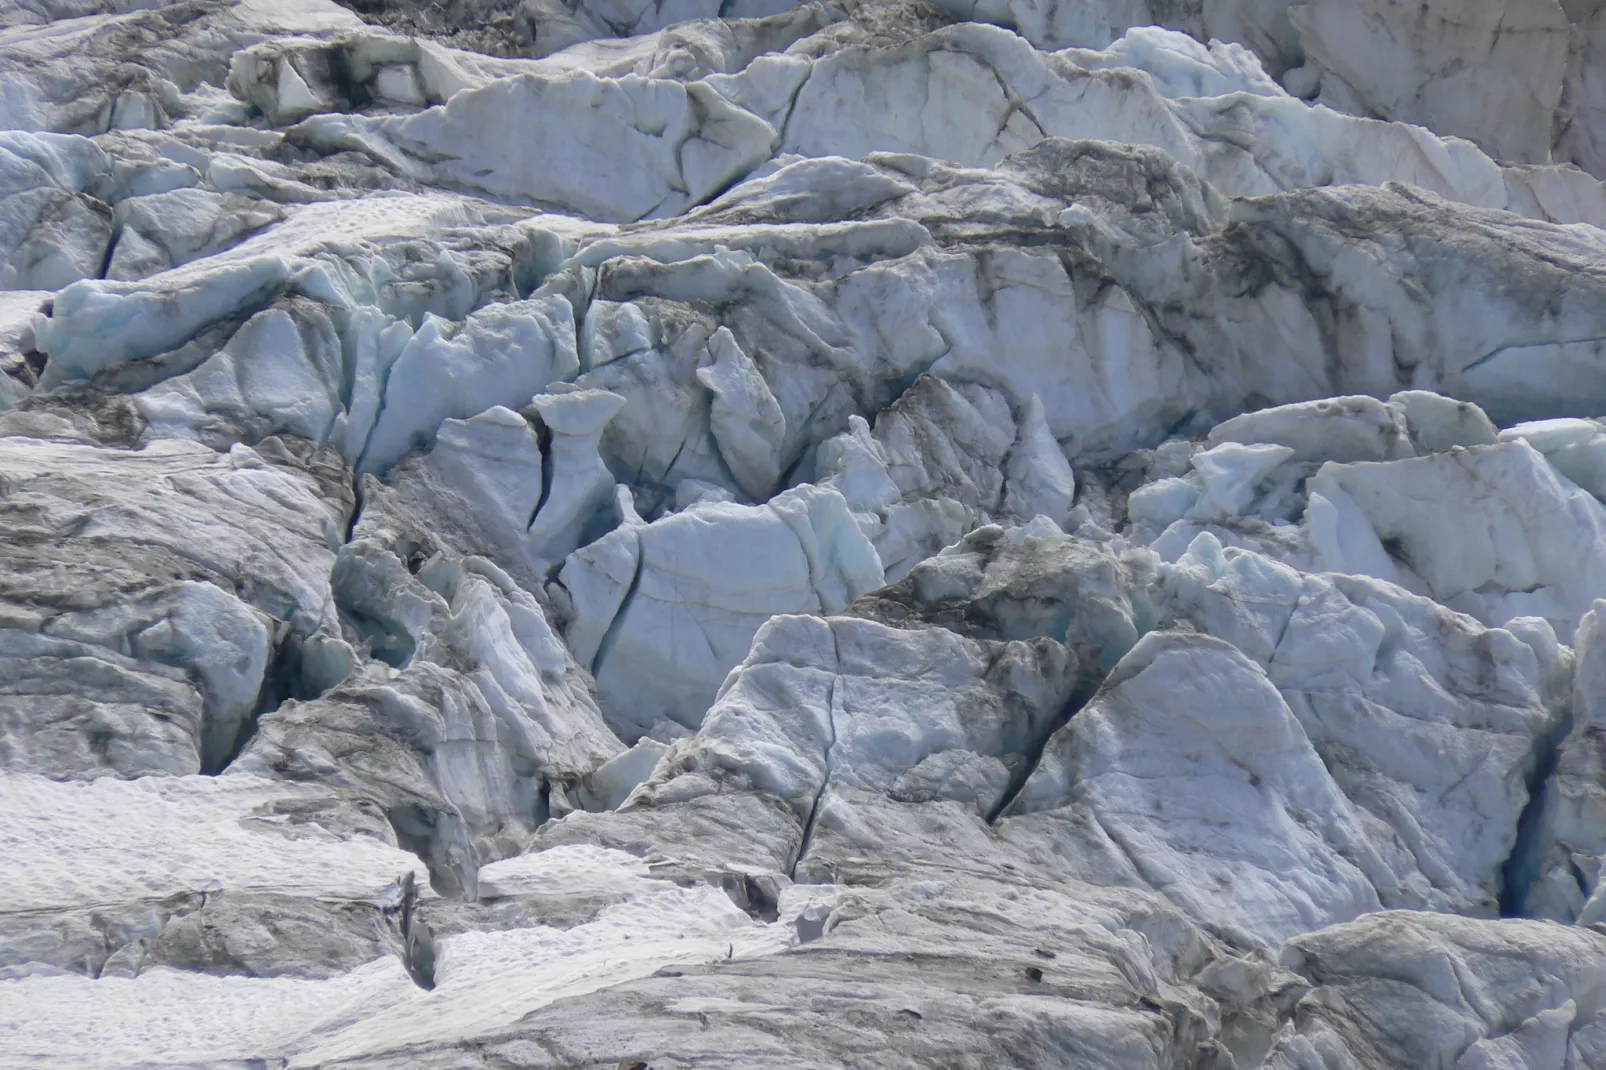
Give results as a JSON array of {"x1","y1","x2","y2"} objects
[
  {"x1": 296, "y1": 70, "x2": 777, "y2": 223},
  {"x1": 8, "y1": 0, "x2": 1606, "y2": 1064},
  {"x1": 554, "y1": 481, "x2": 884, "y2": 738},
  {"x1": 1008, "y1": 630, "x2": 1388, "y2": 946},
  {"x1": 1511, "y1": 599, "x2": 1606, "y2": 924},
  {"x1": 1289, "y1": 0, "x2": 1570, "y2": 166},
  {"x1": 1309, "y1": 441, "x2": 1606, "y2": 639},
  {"x1": 0, "y1": 435, "x2": 346, "y2": 778},
  {"x1": 234, "y1": 544, "x2": 623, "y2": 894},
  {"x1": 1266, "y1": 912, "x2": 1606, "y2": 1068}
]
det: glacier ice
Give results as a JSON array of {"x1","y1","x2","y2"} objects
[
  {"x1": 551, "y1": 481, "x2": 885, "y2": 738},
  {"x1": 7, "y1": 0, "x2": 1606, "y2": 1065}
]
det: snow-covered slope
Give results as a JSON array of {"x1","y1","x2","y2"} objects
[{"x1": 5, "y1": 1, "x2": 1606, "y2": 1067}]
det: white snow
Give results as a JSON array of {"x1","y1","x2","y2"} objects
[
  {"x1": 0, "y1": 958, "x2": 420, "y2": 1070},
  {"x1": 2, "y1": 843, "x2": 808, "y2": 1070},
  {"x1": 0, "y1": 773, "x2": 429, "y2": 914}
]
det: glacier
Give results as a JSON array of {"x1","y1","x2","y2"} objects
[{"x1": 5, "y1": 0, "x2": 1606, "y2": 1067}]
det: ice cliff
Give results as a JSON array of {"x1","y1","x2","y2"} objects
[{"x1": 5, "y1": 1, "x2": 1606, "y2": 1067}]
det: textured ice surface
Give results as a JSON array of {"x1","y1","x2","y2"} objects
[{"x1": 7, "y1": 0, "x2": 1606, "y2": 1065}]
